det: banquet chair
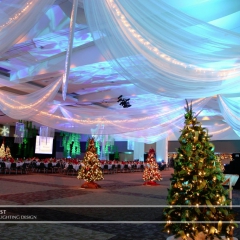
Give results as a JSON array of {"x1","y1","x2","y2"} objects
[
  {"x1": 38, "y1": 162, "x2": 47, "y2": 173},
  {"x1": 103, "y1": 164, "x2": 109, "y2": 174},
  {"x1": 66, "y1": 164, "x2": 76, "y2": 175},
  {"x1": 110, "y1": 164, "x2": 115, "y2": 174},
  {"x1": 123, "y1": 164, "x2": 130, "y2": 173},
  {"x1": 59, "y1": 162, "x2": 65, "y2": 173},
  {"x1": 0, "y1": 162, "x2": 6, "y2": 174},
  {"x1": 53, "y1": 162, "x2": 61, "y2": 173},
  {"x1": 8, "y1": 162, "x2": 17, "y2": 174},
  {"x1": 18, "y1": 163, "x2": 28, "y2": 174},
  {"x1": 30, "y1": 161, "x2": 38, "y2": 172},
  {"x1": 117, "y1": 164, "x2": 122, "y2": 173},
  {"x1": 46, "y1": 162, "x2": 53, "y2": 173},
  {"x1": 133, "y1": 164, "x2": 138, "y2": 172}
]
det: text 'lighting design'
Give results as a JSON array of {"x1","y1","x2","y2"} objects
[{"x1": 117, "y1": 95, "x2": 131, "y2": 108}]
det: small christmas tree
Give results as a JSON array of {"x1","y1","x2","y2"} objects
[
  {"x1": 163, "y1": 100, "x2": 237, "y2": 239},
  {"x1": 143, "y1": 148, "x2": 162, "y2": 186},
  {"x1": 77, "y1": 138, "x2": 103, "y2": 189}
]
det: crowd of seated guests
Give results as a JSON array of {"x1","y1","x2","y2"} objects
[
  {"x1": 99, "y1": 160, "x2": 145, "y2": 173},
  {"x1": 0, "y1": 157, "x2": 82, "y2": 174},
  {"x1": 0, "y1": 157, "x2": 169, "y2": 175}
]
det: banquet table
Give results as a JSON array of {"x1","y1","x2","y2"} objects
[
  {"x1": 101, "y1": 164, "x2": 112, "y2": 170},
  {"x1": 72, "y1": 164, "x2": 80, "y2": 171},
  {"x1": 5, "y1": 162, "x2": 24, "y2": 169}
]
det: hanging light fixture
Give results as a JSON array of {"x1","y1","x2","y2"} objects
[{"x1": 117, "y1": 95, "x2": 131, "y2": 108}]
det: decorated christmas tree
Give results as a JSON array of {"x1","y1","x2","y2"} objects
[
  {"x1": 143, "y1": 148, "x2": 162, "y2": 186},
  {"x1": 77, "y1": 138, "x2": 103, "y2": 189},
  {"x1": 163, "y1": 101, "x2": 237, "y2": 239}
]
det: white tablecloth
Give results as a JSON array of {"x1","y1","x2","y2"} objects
[
  {"x1": 101, "y1": 164, "x2": 112, "y2": 169},
  {"x1": 5, "y1": 162, "x2": 24, "y2": 169}
]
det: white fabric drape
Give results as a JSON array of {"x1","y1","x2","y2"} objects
[
  {"x1": 156, "y1": 138, "x2": 168, "y2": 162},
  {"x1": 83, "y1": 0, "x2": 240, "y2": 98},
  {"x1": 25, "y1": 97, "x2": 209, "y2": 143},
  {"x1": 0, "y1": 0, "x2": 55, "y2": 55},
  {"x1": 133, "y1": 142, "x2": 144, "y2": 161},
  {"x1": 218, "y1": 95, "x2": 240, "y2": 134},
  {"x1": 0, "y1": 77, "x2": 62, "y2": 119},
  {"x1": 62, "y1": 0, "x2": 78, "y2": 100}
]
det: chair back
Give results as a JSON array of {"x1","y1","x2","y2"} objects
[
  {"x1": 39, "y1": 162, "x2": 45, "y2": 168},
  {"x1": 0, "y1": 162, "x2": 5, "y2": 168},
  {"x1": 55, "y1": 162, "x2": 60, "y2": 167},
  {"x1": 68, "y1": 164, "x2": 73, "y2": 170},
  {"x1": 104, "y1": 164, "x2": 108, "y2": 169},
  {"x1": 11, "y1": 162, "x2": 17, "y2": 168},
  {"x1": 22, "y1": 163, "x2": 27, "y2": 169}
]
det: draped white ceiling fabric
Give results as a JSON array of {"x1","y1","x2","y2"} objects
[
  {"x1": 83, "y1": 0, "x2": 240, "y2": 98},
  {"x1": 1, "y1": 0, "x2": 240, "y2": 143},
  {"x1": 218, "y1": 95, "x2": 240, "y2": 136},
  {"x1": 27, "y1": 97, "x2": 209, "y2": 143},
  {"x1": 0, "y1": 77, "x2": 62, "y2": 119},
  {"x1": 0, "y1": 0, "x2": 55, "y2": 55}
]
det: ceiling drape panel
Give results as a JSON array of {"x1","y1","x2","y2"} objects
[
  {"x1": 218, "y1": 95, "x2": 240, "y2": 134},
  {"x1": 0, "y1": 0, "x2": 55, "y2": 55},
  {"x1": 28, "y1": 97, "x2": 209, "y2": 143},
  {"x1": 0, "y1": 77, "x2": 62, "y2": 119},
  {"x1": 83, "y1": 0, "x2": 240, "y2": 98}
]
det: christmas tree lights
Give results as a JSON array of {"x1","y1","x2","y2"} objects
[
  {"x1": 163, "y1": 100, "x2": 237, "y2": 239},
  {"x1": 77, "y1": 138, "x2": 103, "y2": 189},
  {"x1": 143, "y1": 148, "x2": 162, "y2": 185}
]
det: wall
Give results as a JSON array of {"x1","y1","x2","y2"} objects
[
  {"x1": 144, "y1": 143, "x2": 156, "y2": 153},
  {"x1": 168, "y1": 140, "x2": 240, "y2": 153}
]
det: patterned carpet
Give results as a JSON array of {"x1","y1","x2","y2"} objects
[{"x1": 0, "y1": 169, "x2": 239, "y2": 240}]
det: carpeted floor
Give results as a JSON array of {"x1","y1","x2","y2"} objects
[{"x1": 0, "y1": 168, "x2": 239, "y2": 240}]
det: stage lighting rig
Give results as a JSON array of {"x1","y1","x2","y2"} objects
[{"x1": 117, "y1": 95, "x2": 131, "y2": 108}]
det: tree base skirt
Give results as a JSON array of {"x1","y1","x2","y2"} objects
[
  {"x1": 167, "y1": 233, "x2": 238, "y2": 240},
  {"x1": 143, "y1": 181, "x2": 160, "y2": 186},
  {"x1": 81, "y1": 181, "x2": 101, "y2": 189}
]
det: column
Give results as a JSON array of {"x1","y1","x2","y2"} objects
[
  {"x1": 156, "y1": 137, "x2": 168, "y2": 164},
  {"x1": 133, "y1": 142, "x2": 144, "y2": 161}
]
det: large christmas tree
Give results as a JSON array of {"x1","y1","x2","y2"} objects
[
  {"x1": 77, "y1": 138, "x2": 103, "y2": 189},
  {"x1": 163, "y1": 101, "x2": 237, "y2": 239},
  {"x1": 143, "y1": 148, "x2": 162, "y2": 185}
]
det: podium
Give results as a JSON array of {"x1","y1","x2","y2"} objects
[{"x1": 222, "y1": 174, "x2": 239, "y2": 208}]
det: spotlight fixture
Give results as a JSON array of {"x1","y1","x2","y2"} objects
[
  {"x1": 117, "y1": 95, "x2": 123, "y2": 102},
  {"x1": 117, "y1": 95, "x2": 131, "y2": 108}
]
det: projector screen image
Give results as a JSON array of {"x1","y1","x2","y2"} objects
[{"x1": 35, "y1": 136, "x2": 53, "y2": 154}]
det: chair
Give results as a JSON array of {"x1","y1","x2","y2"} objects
[
  {"x1": 103, "y1": 164, "x2": 109, "y2": 174},
  {"x1": 110, "y1": 164, "x2": 115, "y2": 174},
  {"x1": 66, "y1": 164, "x2": 76, "y2": 175},
  {"x1": 18, "y1": 163, "x2": 28, "y2": 174},
  {"x1": 53, "y1": 162, "x2": 61, "y2": 173},
  {"x1": 131, "y1": 164, "x2": 136, "y2": 172},
  {"x1": 9, "y1": 162, "x2": 17, "y2": 174},
  {"x1": 38, "y1": 162, "x2": 47, "y2": 173},
  {"x1": 117, "y1": 164, "x2": 122, "y2": 173},
  {"x1": 46, "y1": 162, "x2": 53, "y2": 173},
  {"x1": 0, "y1": 162, "x2": 6, "y2": 174},
  {"x1": 160, "y1": 164, "x2": 166, "y2": 171},
  {"x1": 59, "y1": 162, "x2": 65, "y2": 173},
  {"x1": 123, "y1": 164, "x2": 130, "y2": 173},
  {"x1": 30, "y1": 161, "x2": 38, "y2": 172}
]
